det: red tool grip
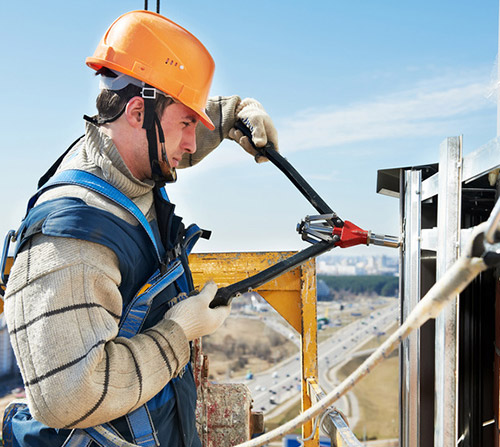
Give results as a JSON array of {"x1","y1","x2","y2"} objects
[{"x1": 333, "y1": 221, "x2": 369, "y2": 248}]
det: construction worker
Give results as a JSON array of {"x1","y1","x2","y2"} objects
[{"x1": 2, "y1": 10, "x2": 278, "y2": 447}]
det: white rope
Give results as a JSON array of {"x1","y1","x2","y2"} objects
[{"x1": 234, "y1": 224, "x2": 489, "y2": 447}]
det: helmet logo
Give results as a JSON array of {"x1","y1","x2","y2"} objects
[{"x1": 165, "y1": 58, "x2": 184, "y2": 70}]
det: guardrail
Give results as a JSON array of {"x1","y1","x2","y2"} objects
[{"x1": 307, "y1": 378, "x2": 364, "y2": 447}]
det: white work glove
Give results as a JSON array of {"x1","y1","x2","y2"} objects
[
  {"x1": 228, "y1": 98, "x2": 279, "y2": 163},
  {"x1": 165, "y1": 281, "x2": 231, "y2": 341}
]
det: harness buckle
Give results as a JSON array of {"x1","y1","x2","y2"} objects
[
  {"x1": 1, "y1": 230, "x2": 17, "y2": 287},
  {"x1": 167, "y1": 244, "x2": 182, "y2": 264},
  {"x1": 141, "y1": 87, "x2": 157, "y2": 100}
]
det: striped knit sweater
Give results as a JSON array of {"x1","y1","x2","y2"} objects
[{"x1": 4, "y1": 95, "x2": 241, "y2": 430}]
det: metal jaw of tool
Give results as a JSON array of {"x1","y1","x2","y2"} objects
[
  {"x1": 297, "y1": 214, "x2": 340, "y2": 245},
  {"x1": 297, "y1": 214, "x2": 400, "y2": 249}
]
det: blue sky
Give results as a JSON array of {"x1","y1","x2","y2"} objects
[{"x1": 1, "y1": 1, "x2": 498, "y2": 257}]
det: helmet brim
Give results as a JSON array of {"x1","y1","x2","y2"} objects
[{"x1": 87, "y1": 58, "x2": 215, "y2": 131}]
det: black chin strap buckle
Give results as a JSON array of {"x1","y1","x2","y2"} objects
[
  {"x1": 141, "y1": 87, "x2": 157, "y2": 100},
  {"x1": 142, "y1": 88, "x2": 177, "y2": 185},
  {"x1": 142, "y1": 91, "x2": 156, "y2": 131}
]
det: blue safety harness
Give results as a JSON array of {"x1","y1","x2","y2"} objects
[{"x1": 2, "y1": 169, "x2": 206, "y2": 447}]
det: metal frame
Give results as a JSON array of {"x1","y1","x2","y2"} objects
[
  {"x1": 379, "y1": 134, "x2": 500, "y2": 447},
  {"x1": 434, "y1": 137, "x2": 462, "y2": 447},
  {"x1": 400, "y1": 169, "x2": 422, "y2": 447}
]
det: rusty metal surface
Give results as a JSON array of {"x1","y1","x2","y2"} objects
[
  {"x1": 189, "y1": 251, "x2": 300, "y2": 289},
  {"x1": 197, "y1": 382, "x2": 253, "y2": 446},
  {"x1": 189, "y1": 251, "x2": 303, "y2": 331},
  {"x1": 194, "y1": 338, "x2": 255, "y2": 446},
  {"x1": 299, "y1": 259, "x2": 318, "y2": 446}
]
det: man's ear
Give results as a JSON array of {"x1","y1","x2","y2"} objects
[{"x1": 124, "y1": 96, "x2": 145, "y2": 128}]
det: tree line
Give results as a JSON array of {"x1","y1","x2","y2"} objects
[{"x1": 318, "y1": 275, "x2": 399, "y2": 298}]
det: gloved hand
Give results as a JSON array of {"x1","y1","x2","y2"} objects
[
  {"x1": 165, "y1": 281, "x2": 231, "y2": 341},
  {"x1": 228, "y1": 98, "x2": 279, "y2": 163}
]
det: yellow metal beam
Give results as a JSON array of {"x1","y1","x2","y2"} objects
[
  {"x1": 300, "y1": 258, "x2": 318, "y2": 446},
  {"x1": 189, "y1": 251, "x2": 303, "y2": 332},
  {"x1": 189, "y1": 251, "x2": 319, "y2": 446}
]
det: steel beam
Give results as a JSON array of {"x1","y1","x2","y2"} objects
[
  {"x1": 400, "y1": 169, "x2": 422, "y2": 447},
  {"x1": 434, "y1": 137, "x2": 462, "y2": 447}
]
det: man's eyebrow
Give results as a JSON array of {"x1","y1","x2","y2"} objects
[{"x1": 182, "y1": 115, "x2": 198, "y2": 123}]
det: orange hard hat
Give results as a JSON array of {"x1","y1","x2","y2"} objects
[{"x1": 86, "y1": 10, "x2": 215, "y2": 130}]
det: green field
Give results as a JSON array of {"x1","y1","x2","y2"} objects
[{"x1": 338, "y1": 354, "x2": 399, "y2": 440}]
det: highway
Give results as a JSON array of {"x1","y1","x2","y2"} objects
[{"x1": 232, "y1": 301, "x2": 399, "y2": 420}]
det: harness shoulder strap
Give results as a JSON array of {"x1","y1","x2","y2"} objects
[
  {"x1": 30, "y1": 169, "x2": 164, "y2": 265},
  {"x1": 183, "y1": 223, "x2": 210, "y2": 256}
]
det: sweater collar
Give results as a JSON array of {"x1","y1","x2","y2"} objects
[{"x1": 84, "y1": 121, "x2": 155, "y2": 199}]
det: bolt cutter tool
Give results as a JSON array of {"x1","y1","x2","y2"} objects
[{"x1": 208, "y1": 120, "x2": 399, "y2": 308}]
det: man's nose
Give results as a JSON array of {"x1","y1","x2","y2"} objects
[{"x1": 183, "y1": 128, "x2": 197, "y2": 154}]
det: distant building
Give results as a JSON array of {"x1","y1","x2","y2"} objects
[
  {"x1": 317, "y1": 261, "x2": 360, "y2": 275},
  {"x1": 317, "y1": 254, "x2": 399, "y2": 276}
]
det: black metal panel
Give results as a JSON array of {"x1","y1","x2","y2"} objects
[
  {"x1": 419, "y1": 197, "x2": 438, "y2": 447},
  {"x1": 457, "y1": 182, "x2": 496, "y2": 447}
]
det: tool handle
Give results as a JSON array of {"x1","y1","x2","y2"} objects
[
  {"x1": 209, "y1": 240, "x2": 335, "y2": 308},
  {"x1": 234, "y1": 120, "x2": 341, "y2": 224},
  {"x1": 208, "y1": 122, "x2": 342, "y2": 308},
  {"x1": 209, "y1": 286, "x2": 237, "y2": 308}
]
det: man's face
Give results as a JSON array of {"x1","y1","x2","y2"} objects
[{"x1": 158, "y1": 102, "x2": 199, "y2": 171}]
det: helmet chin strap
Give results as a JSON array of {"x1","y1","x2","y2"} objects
[{"x1": 142, "y1": 86, "x2": 177, "y2": 186}]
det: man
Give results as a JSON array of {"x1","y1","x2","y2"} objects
[{"x1": 3, "y1": 10, "x2": 278, "y2": 447}]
